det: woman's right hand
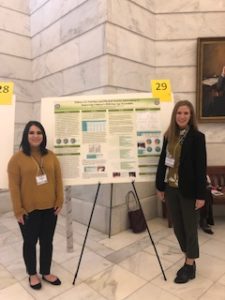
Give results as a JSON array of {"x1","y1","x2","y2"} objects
[
  {"x1": 157, "y1": 190, "x2": 165, "y2": 202},
  {"x1": 17, "y1": 215, "x2": 25, "y2": 225}
]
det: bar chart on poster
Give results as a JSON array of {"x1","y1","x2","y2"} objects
[
  {"x1": 0, "y1": 81, "x2": 15, "y2": 189},
  {"x1": 41, "y1": 93, "x2": 174, "y2": 186}
]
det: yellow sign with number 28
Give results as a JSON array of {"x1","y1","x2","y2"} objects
[
  {"x1": 151, "y1": 79, "x2": 172, "y2": 102},
  {"x1": 0, "y1": 82, "x2": 14, "y2": 105}
]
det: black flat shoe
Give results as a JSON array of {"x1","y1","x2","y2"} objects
[
  {"x1": 42, "y1": 275, "x2": 61, "y2": 285},
  {"x1": 29, "y1": 276, "x2": 42, "y2": 290}
]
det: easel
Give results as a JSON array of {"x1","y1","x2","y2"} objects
[{"x1": 72, "y1": 181, "x2": 167, "y2": 285}]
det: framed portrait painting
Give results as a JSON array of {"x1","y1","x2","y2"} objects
[{"x1": 196, "y1": 37, "x2": 225, "y2": 123}]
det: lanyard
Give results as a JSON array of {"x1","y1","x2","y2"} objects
[
  {"x1": 31, "y1": 156, "x2": 45, "y2": 175},
  {"x1": 168, "y1": 127, "x2": 189, "y2": 158},
  {"x1": 179, "y1": 127, "x2": 189, "y2": 145}
]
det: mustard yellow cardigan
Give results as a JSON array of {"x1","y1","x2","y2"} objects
[{"x1": 8, "y1": 149, "x2": 64, "y2": 218}]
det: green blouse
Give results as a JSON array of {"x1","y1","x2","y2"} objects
[
  {"x1": 167, "y1": 137, "x2": 181, "y2": 187},
  {"x1": 166, "y1": 128, "x2": 189, "y2": 187}
]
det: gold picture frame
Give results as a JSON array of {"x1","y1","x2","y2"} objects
[{"x1": 196, "y1": 37, "x2": 225, "y2": 122}]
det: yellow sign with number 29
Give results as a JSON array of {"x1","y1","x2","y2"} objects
[
  {"x1": 151, "y1": 79, "x2": 172, "y2": 102},
  {"x1": 0, "y1": 82, "x2": 14, "y2": 105}
]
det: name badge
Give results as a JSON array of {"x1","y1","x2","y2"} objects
[
  {"x1": 36, "y1": 174, "x2": 48, "y2": 185},
  {"x1": 165, "y1": 156, "x2": 175, "y2": 168}
]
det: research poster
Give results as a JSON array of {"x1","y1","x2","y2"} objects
[
  {"x1": 0, "y1": 95, "x2": 15, "y2": 189},
  {"x1": 41, "y1": 93, "x2": 173, "y2": 185}
]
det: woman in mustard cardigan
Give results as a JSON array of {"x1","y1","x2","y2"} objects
[{"x1": 8, "y1": 121, "x2": 64, "y2": 290}]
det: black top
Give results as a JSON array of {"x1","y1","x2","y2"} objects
[{"x1": 156, "y1": 126, "x2": 207, "y2": 200}]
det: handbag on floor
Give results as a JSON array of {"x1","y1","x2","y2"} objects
[{"x1": 126, "y1": 190, "x2": 146, "y2": 233}]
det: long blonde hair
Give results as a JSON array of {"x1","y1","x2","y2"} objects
[{"x1": 165, "y1": 100, "x2": 198, "y2": 143}]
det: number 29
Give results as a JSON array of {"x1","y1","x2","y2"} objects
[{"x1": 156, "y1": 82, "x2": 167, "y2": 90}]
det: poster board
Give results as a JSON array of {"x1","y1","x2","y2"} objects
[
  {"x1": 41, "y1": 93, "x2": 173, "y2": 185},
  {"x1": 0, "y1": 95, "x2": 15, "y2": 189}
]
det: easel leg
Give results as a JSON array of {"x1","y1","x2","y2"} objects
[
  {"x1": 72, "y1": 182, "x2": 101, "y2": 285},
  {"x1": 131, "y1": 181, "x2": 167, "y2": 281},
  {"x1": 109, "y1": 183, "x2": 113, "y2": 238}
]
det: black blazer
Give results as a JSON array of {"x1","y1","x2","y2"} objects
[{"x1": 156, "y1": 127, "x2": 207, "y2": 200}]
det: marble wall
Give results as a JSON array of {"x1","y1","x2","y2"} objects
[
  {"x1": 0, "y1": 0, "x2": 33, "y2": 148},
  {"x1": 152, "y1": 0, "x2": 225, "y2": 165},
  {"x1": 31, "y1": 0, "x2": 108, "y2": 100},
  {"x1": 29, "y1": 0, "x2": 158, "y2": 233},
  {"x1": 2, "y1": 0, "x2": 225, "y2": 149},
  {"x1": 106, "y1": 0, "x2": 155, "y2": 92},
  {"x1": 1, "y1": 0, "x2": 225, "y2": 230}
]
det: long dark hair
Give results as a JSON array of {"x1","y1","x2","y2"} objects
[
  {"x1": 165, "y1": 100, "x2": 198, "y2": 143},
  {"x1": 20, "y1": 121, "x2": 48, "y2": 156}
]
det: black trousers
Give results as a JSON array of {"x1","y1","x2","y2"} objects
[
  {"x1": 165, "y1": 186, "x2": 199, "y2": 259},
  {"x1": 19, "y1": 208, "x2": 57, "y2": 275}
]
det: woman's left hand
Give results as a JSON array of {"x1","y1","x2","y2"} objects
[
  {"x1": 195, "y1": 199, "x2": 205, "y2": 210},
  {"x1": 54, "y1": 207, "x2": 61, "y2": 215}
]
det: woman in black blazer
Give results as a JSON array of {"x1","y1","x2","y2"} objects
[{"x1": 156, "y1": 100, "x2": 207, "y2": 284}]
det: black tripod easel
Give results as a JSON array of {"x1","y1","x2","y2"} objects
[
  {"x1": 72, "y1": 181, "x2": 167, "y2": 285},
  {"x1": 72, "y1": 182, "x2": 101, "y2": 285}
]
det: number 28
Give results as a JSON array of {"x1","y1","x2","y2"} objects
[{"x1": 0, "y1": 85, "x2": 10, "y2": 93}]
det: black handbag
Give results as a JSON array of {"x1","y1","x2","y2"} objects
[{"x1": 126, "y1": 191, "x2": 146, "y2": 233}]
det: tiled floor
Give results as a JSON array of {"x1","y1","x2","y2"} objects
[{"x1": 0, "y1": 211, "x2": 225, "y2": 300}]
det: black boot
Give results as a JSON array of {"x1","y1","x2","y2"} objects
[
  {"x1": 176, "y1": 261, "x2": 196, "y2": 276},
  {"x1": 201, "y1": 224, "x2": 214, "y2": 234},
  {"x1": 174, "y1": 263, "x2": 196, "y2": 284},
  {"x1": 200, "y1": 218, "x2": 214, "y2": 234}
]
